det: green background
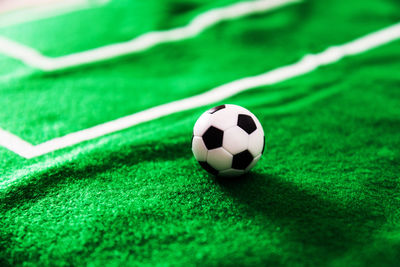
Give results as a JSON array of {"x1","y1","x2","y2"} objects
[{"x1": 1, "y1": 0, "x2": 400, "y2": 265}]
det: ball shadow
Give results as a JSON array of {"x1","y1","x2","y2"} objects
[{"x1": 215, "y1": 172, "x2": 384, "y2": 255}]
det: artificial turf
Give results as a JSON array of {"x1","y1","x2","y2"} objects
[{"x1": 1, "y1": 0, "x2": 400, "y2": 266}]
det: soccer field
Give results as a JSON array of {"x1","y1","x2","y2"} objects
[{"x1": 0, "y1": 0, "x2": 400, "y2": 265}]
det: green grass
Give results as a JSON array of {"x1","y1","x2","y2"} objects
[{"x1": 1, "y1": 0, "x2": 400, "y2": 266}]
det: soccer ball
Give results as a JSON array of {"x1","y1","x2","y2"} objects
[{"x1": 192, "y1": 104, "x2": 265, "y2": 177}]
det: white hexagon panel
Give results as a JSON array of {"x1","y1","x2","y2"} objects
[
  {"x1": 207, "y1": 147, "x2": 233, "y2": 171},
  {"x1": 222, "y1": 126, "x2": 249, "y2": 155}
]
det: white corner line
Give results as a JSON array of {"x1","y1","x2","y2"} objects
[
  {"x1": 0, "y1": 0, "x2": 300, "y2": 71},
  {"x1": 0, "y1": 128, "x2": 35, "y2": 158},
  {"x1": 1, "y1": 22, "x2": 400, "y2": 159}
]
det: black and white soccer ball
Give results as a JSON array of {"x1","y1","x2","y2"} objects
[{"x1": 192, "y1": 104, "x2": 265, "y2": 177}]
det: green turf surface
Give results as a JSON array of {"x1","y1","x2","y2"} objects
[
  {"x1": 1, "y1": 0, "x2": 399, "y2": 144},
  {"x1": 1, "y1": 0, "x2": 400, "y2": 266}
]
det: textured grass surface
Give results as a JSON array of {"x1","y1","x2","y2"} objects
[{"x1": 1, "y1": 0, "x2": 400, "y2": 266}]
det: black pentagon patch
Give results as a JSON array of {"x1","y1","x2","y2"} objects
[
  {"x1": 237, "y1": 114, "x2": 257, "y2": 134},
  {"x1": 262, "y1": 136, "x2": 266, "y2": 154},
  {"x1": 202, "y1": 126, "x2": 223, "y2": 149},
  {"x1": 208, "y1": 105, "x2": 226, "y2": 114},
  {"x1": 232, "y1": 150, "x2": 253, "y2": 170},
  {"x1": 198, "y1": 161, "x2": 219, "y2": 176}
]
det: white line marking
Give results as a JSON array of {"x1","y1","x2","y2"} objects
[
  {"x1": 0, "y1": 69, "x2": 33, "y2": 84},
  {"x1": 0, "y1": 36, "x2": 53, "y2": 68},
  {"x1": 0, "y1": 22, "x2": 399, "y2": 158},
  {"x1": 0, "y1": 128, "x2": 35, "y2": 158},
  {"x1": 0, "y1": 0, "x2": 300, "y2": 70},
  {"x1": 0, "y1": 0, "x2": 111, "y2": 29}
]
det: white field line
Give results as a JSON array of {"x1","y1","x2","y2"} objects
[
  {"x1": 0, "y1": 22, "x2": 399, "y2": 159},
  {"x1": 0, "y1": 128, "x2": 35, "y2": 158},
  {"x1": 0, "y1": 0, "x2": 300, "y2": 71},
  {"x1": 0, "y1": 0, "x2": 110, "y2": 29},
  {"x1": 0, "y1": 36, "x2": 52, "y2": 68},
  {"x1": 0, "y1": 69, "x2": 33, "y2": 84}
]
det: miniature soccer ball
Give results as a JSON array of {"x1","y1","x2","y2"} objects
[{"x1": 192, "y1": 104, "x2": 265, "y2": 177}]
